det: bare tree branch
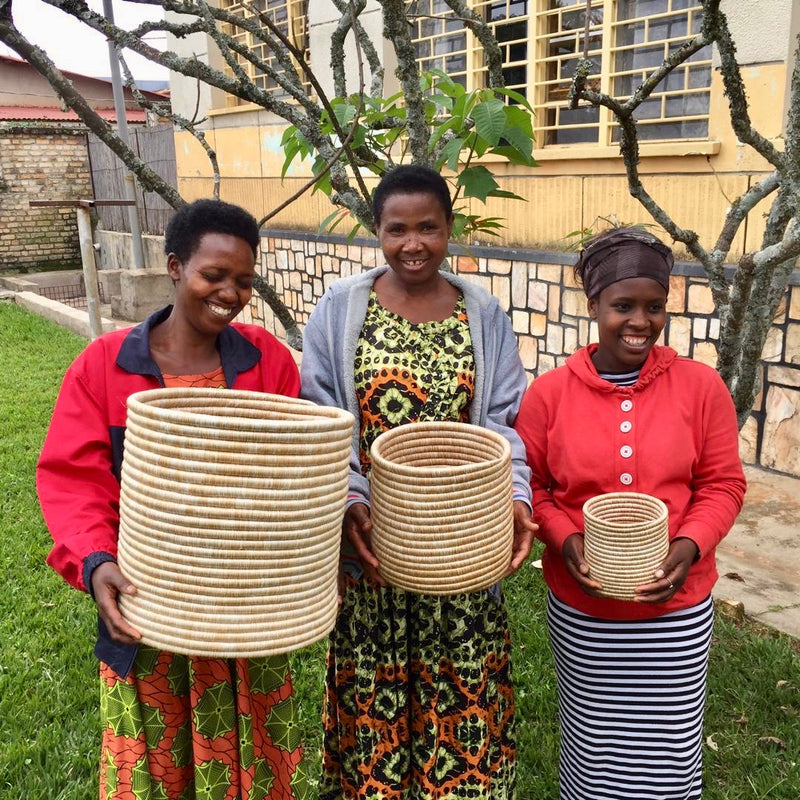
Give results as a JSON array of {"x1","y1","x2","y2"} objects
[
  {"x1": 330, "y1": 0, "x2": 384, "y2": 99},
  {"x1": 704, "y1": 0, "x2": 786, "y2": 173},
  {"x1": 712, "y1": 172, "x2": 780, "y2": 264},
  {"x1": 379, "y1": 0, "x2": 429, "y2": 165},
  {"x1": 118, "y1": 52, "x2": 221, "y2": 199},
  {"x1": 246, "y1": 0, "x2": 373, "y2": 227},
  {"x1": 252, "y1": 274, "x2": 302, "y2": 350},
  {"x1": 624, "y1": 38, "x2": 711, "y2": 113},
  {"x1": 441, "y1": 0, "x2": 504, "y2": 89}
]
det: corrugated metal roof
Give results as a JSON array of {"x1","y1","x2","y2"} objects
[
  {"x1": 0, "y1": 53, "x2": 168, "y2": 97},
  {"x1": 0, "y1": 105, "x2": 147, "y2": 123}
]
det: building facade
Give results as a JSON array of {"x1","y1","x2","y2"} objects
[{"x1": 166, "y1": 1, "x2": 800, "y2": 476}]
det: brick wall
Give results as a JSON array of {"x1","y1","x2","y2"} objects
[
  {"x1": 0, "y1": 126, "x2": 91, "y2": 271},
  {"x1": 248, "y1": 230, "x2": 800, "y2": 478}
]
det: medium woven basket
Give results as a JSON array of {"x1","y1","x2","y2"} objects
[
  {"x1": 117, "y1": 387, "x2": 354, "y2": 657},
  {"x1": 582, "y1": 492, "x2": 669, "y2": 601},
  {"x1": 369, "y1": 421, "x2": 514, "y2": 594}
]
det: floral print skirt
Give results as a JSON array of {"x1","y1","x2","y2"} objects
[{"x1": 99, "y1": 647, "x2": 308, "y2": 800}]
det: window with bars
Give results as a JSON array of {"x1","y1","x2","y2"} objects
[
  {"x1": 408, "y1": 0, "x2": 712, "y2": 148},
  {"x1": 409, "y1": 1, "x2": 530, "y2": 92},
  {"x1": 219, "y1": 0, "x2": 310, "y2": 107}
]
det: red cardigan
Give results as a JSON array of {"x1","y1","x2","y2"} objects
[
  {"x1": 37, "y1": 307, "x2": 301, "y2": 595},
  {"x1": 515, "y1": 344, "x2": 746, "y2": 620}
]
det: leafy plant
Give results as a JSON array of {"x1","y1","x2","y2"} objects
[{"x1": 281, "y1": 70, "x2": 537, "y2": 240}]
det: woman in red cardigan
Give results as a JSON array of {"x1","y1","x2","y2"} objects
[
  {"x1": 515, "y1": 227, "x2": 746, "y2": 800},
  {"x1": 37, "y1": 200, "x2": 308, "y2": 800}
]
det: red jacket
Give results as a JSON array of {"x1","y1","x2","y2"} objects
[
  {"x1": 515, "y1": 344, "x2": 745, "y2": 619},
  {"x1": 36, "y1": 307, "x2": 300, "y2": 673}
]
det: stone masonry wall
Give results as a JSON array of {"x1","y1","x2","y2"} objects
[
  {"x1": 0, "y1": 127, "x2": 91, "y2": 271},
  {"x1": 249, "y1": 230, "x2": 800, "y2": 479}
]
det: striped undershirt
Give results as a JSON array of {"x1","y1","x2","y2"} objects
[{"x1": 597, "y1": 367, "x2": 641, "y2": 387}]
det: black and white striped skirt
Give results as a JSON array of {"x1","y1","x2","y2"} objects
[{"x1": 547, "y1": 592, "x2": 714, "y2": 800}]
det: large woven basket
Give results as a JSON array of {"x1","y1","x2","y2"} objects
[
  {"x1": 369, "y1": 421, "x2": 514, "y2": 594},
  {"x1": 117, "y1": 387, "x2": 354, "y2": 657},
  {"x1": 582, "y1": 492, "x2": 669, "y2": 601}
]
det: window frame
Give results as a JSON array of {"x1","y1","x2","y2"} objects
[
  {"x1": 409, "y1": 0, "x2": 714, "y2": 154},
  {"x1": 217, "y1": 0, "x2": 311, "y2": 108}
]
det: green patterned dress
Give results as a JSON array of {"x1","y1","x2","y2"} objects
[{"x1": 320, "y1": 292, "x2": 516, "y2": 799}]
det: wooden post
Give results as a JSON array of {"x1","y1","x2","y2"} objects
[
  {"x1": 29, "y1": 199, "x2": 136, "y2": 340},
  {"x1": 75, "y1": 204, "x2": 102, "y2": 340}
]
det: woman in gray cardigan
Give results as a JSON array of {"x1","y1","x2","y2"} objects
[{"x1": 301, "y1": 165, "x2": 535, "y2": 800}]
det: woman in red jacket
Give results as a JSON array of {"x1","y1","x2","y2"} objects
[
  {"x1": 515, "y1": 227, "x2": 746, "y2": 800},
  {"x1": 37, "y1": 200, "x2": 309, "y2": 800}
]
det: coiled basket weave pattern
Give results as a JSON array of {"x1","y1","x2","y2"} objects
[
  {"x1": 117, "y1": 387, "x2": 354, "y2": 658},
  {"x1": 582, "y1": 492, "x2": 669, "y2": 601},
  {"x1": 369, "y1": 421, "x2": 514, "y2": 595}
]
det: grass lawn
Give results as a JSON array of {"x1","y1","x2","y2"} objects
[{"x1": 1, "y1": 301, "x2": 798, "y2": 799}]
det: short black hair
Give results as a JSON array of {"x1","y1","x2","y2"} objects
[
  {"x1": 164, "y1": 199, "x2": 260, "y2": 263},
  {"x1": 372, "y1": 165, "x2": 453, "y2": 226}
]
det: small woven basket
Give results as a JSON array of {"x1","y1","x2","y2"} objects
[
  {"x1": 582, "y1": 492, "x2": 669, "y2": 601},
  {"x1": 117, "y1": 387, "x2": 354, "y2": 658},
  {"x1": 369, "y1": 421, "x2": 513, "y2": 595}
]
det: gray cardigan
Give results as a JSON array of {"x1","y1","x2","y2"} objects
[{"x1": 300, "y1": 265, "x2": 532, "y2": 506}]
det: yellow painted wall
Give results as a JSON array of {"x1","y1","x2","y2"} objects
[{"x1": 174, "y1": 62, "x2": 788, "y2": 259}]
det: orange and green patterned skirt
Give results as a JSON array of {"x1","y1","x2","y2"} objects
[{"x1": 99, "y1": 647, "x2": 309, "y2": 800}]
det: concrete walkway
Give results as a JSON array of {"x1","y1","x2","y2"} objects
[{"x1": 716, "y1": 465, "x2": 800, "y2": 638}]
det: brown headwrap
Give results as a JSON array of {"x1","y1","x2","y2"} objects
[{"x1": 577, "y1": 228, "x2": 674, "y2": 299}]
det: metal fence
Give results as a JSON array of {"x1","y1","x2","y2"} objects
[
  {"x1": 87, "y1": 124, "x2": 177, "y2": 235},
  {"x1": 39, "y1": 280, "x2": 107, "y2": 308}
]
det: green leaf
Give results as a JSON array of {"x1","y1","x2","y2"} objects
[
  {"x1": 327, "y1": 210, "x2": 350, "y2": 233},
  {"x1": 474, "y1": 226, "x2": 502, "y2": 237},
  {"x1": 350, "y1": 124, "x2": 368, "y2": 151},
  {"x1": 451, "y1": 214, "x2": 468, "y2": 239},
  {"x1": 504, "y1": 104, "x2": 534, "y2": 137},
  {"x1": 492, "y1": 86, "x2": 534, "y2": 111},
  {"x1": 280, "y1": 125, "x2": 297, "y2": 146},
  {"x1": 332, "y1": 101, "x2": 357, "y2": 127},
  {"x1": 428, "y1": 93, "x2": 453, "y2": 111},
  {"x1": 457, "y1": 165, "x2": 499, "y2": 203},
  {"x1": 487, "y1": 145, "x2": 537, "y2": 167},
  {"x1": 475, "y1": 217, "x2": 506, "y2": 229},
  {"x1": 384, "y1": 126, "x2": 405, "y2": 146},
  {"x1": 473, "y1": 136, "x2": 489, "y2": 158},
  {"x1": 346, "y1": 222, "x2": 363, "y2": 243},
  {"x1": 487, "y1": 188, "x2": 527, "y2": 201},
  {"x1": 319, "y1": 209, "x2": 344, "y2": 233},
  {"x1": 436, "y1": 136, "x2": 464, "y2": 172},
  {"x1": 471, "y1": 98, "x2": 507, "y2": 146},
  {"x1": 429, "y1": 69, "x2": 465, "y2": 98},
  {"x1": 280, "y1": 144, "x2": 299, "y2": 179},
  {"x1": 428, "y1": 117, "x2": 460, "y2": 151},
  {"x1": 311, "y1": 156, "x2": 332, "y2": 196}
]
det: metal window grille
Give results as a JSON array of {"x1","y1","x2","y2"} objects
[
  {"x1": 408, "y1": 1, "x2": 530, "y2": 95},
  {"x1": 610, "y1": 0, "x2": 711, "y2": 141},
  {"x1": 407, "y1": 0, "x2": 711, "y2": 148},
  {"x1": 220, "y1": 0, "x2": 310, "y2": 106}
]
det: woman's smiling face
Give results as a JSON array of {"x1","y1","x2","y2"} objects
[
  {"x1": 168, "y1": 232, "x2": 255, "y2": 335},
  {"x1": 376, "y1": 191, "x2": 453, "y2": 289},
  {"x1": 588, "y1": 276, "x2": 668, "y2": 373}
]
